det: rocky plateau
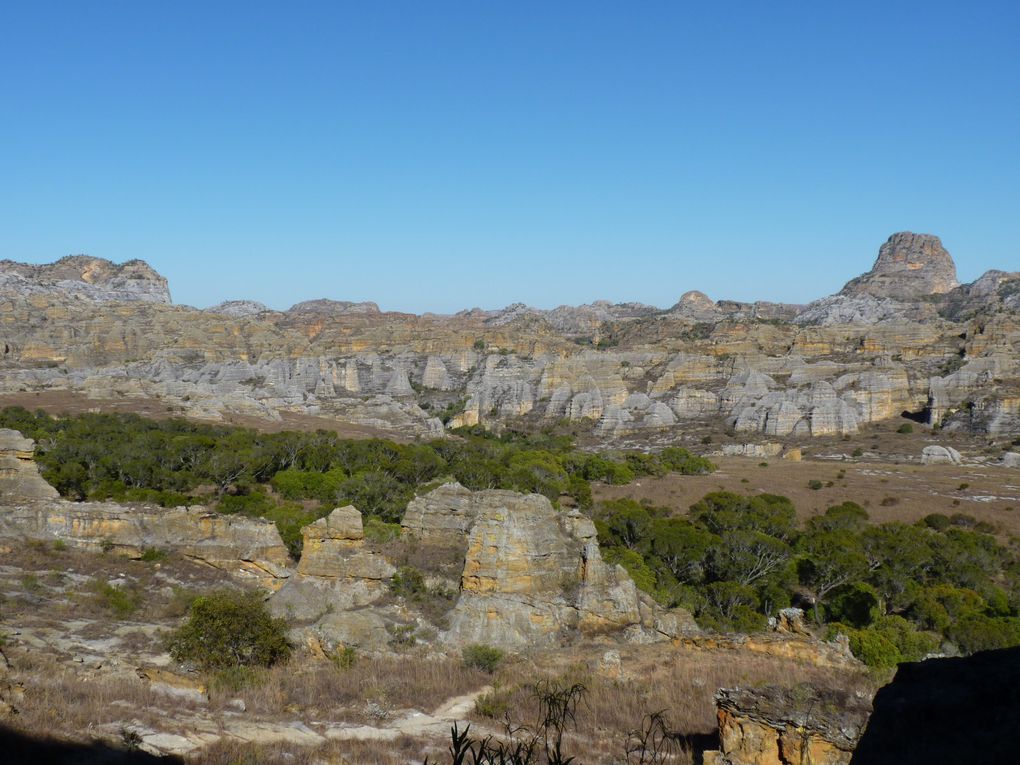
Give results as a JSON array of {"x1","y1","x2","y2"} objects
[{"x1": 0, "y1": 232, "x2": 1017, "y2": 444}]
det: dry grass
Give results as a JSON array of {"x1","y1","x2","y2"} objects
[
  {"x1": 595, "y1": 453, "x2": 1020, "y2": 537},
  {"x1": 467, "y1": 643, "x2": 876, "y2": 764},
  {"x1": 210, "y1": 654, "x2": 490, "y2": 724},
  {"x1": 195, "y1": 735, "x2": 430, "y2": 765}
]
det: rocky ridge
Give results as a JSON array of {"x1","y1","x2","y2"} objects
[
  {"x1": 1, "y1": 233, "x2": 1018, "y2": 441},
  {"x1": 0, "y1": 431, "x2": 292, "y2": 588}
]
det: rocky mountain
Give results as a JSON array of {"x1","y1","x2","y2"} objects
[
  {"x1": 841, "y1": 232, "x2": 959, "y2": 299},
  {"x1": 0, "y1": 233, "x2": 1017, "y2": 442}
]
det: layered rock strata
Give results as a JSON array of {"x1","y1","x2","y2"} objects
[
  {"x1": 406, "y1": 483, "x2": 696, "y2": 648},
  {"x1": 704, "y1": 685, "x2": 869, "y2": 765},
  {"x1": 0, "y1": 431, "x2": 291, "y2": 588},
  {"x1": 1, "y1": 233, "x2": 1018, "y2": 439}
]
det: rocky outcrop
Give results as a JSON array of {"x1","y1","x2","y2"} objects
[
  {"x1": 0, "y1": 429, "x2": 59, "y2": 501},
  {"x1": 841, "y1": 232, "x2": 959, "y2": 299},
  {"x1": 850, "y1": 647, "x2": 1020, "y2": 765},
  {"x1": 0, "y1": 430, "x2": 291, "y2": 587},
  {"x1": 270, "y1": 506, "x2": 393, "y2": 621},
  {"x1": 402, "y1": 484, "x2": 696, "y2": 648},
  {"x1": 704, "y1": 685, "x2": 869, "y2": 765},
  {"x1": 0, "y1": 255, "x2": 171, "y2": 303},
  {"x1": 206, "y1": 300, "x2": 270, "y2": 317},
  {"x1": 0, "y1": 501, "x2": 291, "y2": 588}
]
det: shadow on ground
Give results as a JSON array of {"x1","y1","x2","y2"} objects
[
  {"x1": 0, "y1": 726, "x2": 182, "y2": 765},
  {"x1": 851, "y1": 646, "x2": 1020, "y2": 764}
]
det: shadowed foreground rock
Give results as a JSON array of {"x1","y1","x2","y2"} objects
[{"x1": 850, "y1": 647, "x2": 1020, "y2": 765}]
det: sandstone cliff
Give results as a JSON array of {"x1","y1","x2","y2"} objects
[{"x1": 2, "y1": 233, "x2": 1017, "y2": 440}]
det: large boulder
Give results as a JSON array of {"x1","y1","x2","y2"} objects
[
  {"x1": 271, "y1": 506, "x2": 394, "y2": 620},
  {"x1": 921, "y1": 445, "x2": 962, "y2": 465},
  {"x1": 405, "y1": 485, "x2": 695, "y2": 649}
]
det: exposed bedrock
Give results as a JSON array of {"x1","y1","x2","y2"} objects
[{"x1": 1, "y1": 234, "x2": 1018, "y2": 438}]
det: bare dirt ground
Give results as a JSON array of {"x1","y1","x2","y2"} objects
[
  {"x1": 595, "y1": 454, "x2": 1020, "y2": 536},
  {"x1": 0, "y1": 390, "x2": 408, "y2": 440}
]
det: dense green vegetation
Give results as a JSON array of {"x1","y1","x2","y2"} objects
[
  {"x1": 0, "y1": 406, "x2": 713, "y2": 556},
  {"x1": 6, "y1": 405, "x2": 1016, "y2": 666},
  {"x1": 594, "y1": 494, "x2": 1020, "y2": 664},
  {"x1": 165, "y1": 590, "x2": 292, "y2": 670}
]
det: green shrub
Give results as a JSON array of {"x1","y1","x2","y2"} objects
[
  {"x1": 389, "y1": 566, "x2": 428, "y2": 599},
  {"x1": 462, "y1": 644, "x2": 505, "y2": 674},
  {"x1": 140, "y1": 547, "x2": 167, "y2": 562},
  {"x1": 808, "y1": 480, "x2": 824, "y2": 491},
  {"x1": 847, "y1": 628, "x2": 902, "y2": 668},
  {"x1": 896, "y1": 423, "x2": 914, "y2": 434},
  {"x1": 947, "y1": 614, "x2": 1020, "y2": 654},
  {"x1": 474, "y1": 689, "x2": 510, "y2": 718},
  {"x1": 92, "y1": 581, "x2": 142, "y2": 616},
  {"x1": 332, "y1": 645, "x2": 357, "y2": 670},
  {"x1": 165, "y1": 590, "x2": 291, "y2": 671},
  {"x1": 364, "y1": 517, "x2": 402, "y2": 543}
]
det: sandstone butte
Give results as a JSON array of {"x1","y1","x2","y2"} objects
[{"x1": 0, "y1": 232, "x2": 1017, "y2": 442}]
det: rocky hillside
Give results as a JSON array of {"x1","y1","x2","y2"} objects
[{"x1": 1, "y1": 233, "x2": 1018, "y2": 441}]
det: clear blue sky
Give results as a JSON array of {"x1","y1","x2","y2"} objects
[{"x1": 2, "y1": 2, "x2": 1017, "y2": 312}]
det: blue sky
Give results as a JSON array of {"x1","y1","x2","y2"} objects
[{"x1": 1, "y1": 2, "x2": 1017, "y2": 312}]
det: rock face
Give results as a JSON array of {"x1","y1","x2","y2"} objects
[
  {"x1": 0, "y1": 255, "x2": 171, "y2": 303},
  {"x1": 0, "y1": 429, "x2": 59, "y2": 501},
  {"x1": 0, "y1": 430, "x2": 291, "y2": 587},
  {"x1": 404, "y1": 483, "x2": 695, "y2": 648},
  {"x1": 704, "y1": 685, "x2": 869, "y2": 765},
  {"x1": 841, "y1": 232, "x2": 958, "y2": 299}
]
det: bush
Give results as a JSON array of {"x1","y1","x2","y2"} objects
[
  {"x1": 364, "y1": 517, "x2": 402, "y2": 543},
  {"x1": 847, "y1": 628, "x2": 902, "y2": 668},
  {"x1": 389, "y1": 566, "x2": 428, "y2": 599},
  {"x1": 92, "y1": 581, "x2": 142, "y2": 616},
  {"x1": 896, "y1": 423, "x2": 914, "y2": 434},
  {"x1": 165, "y1": 590, "x2": 291, "y2": 671},
  {"x1": 462, "y1": 644, "x2": 505, "y2": 674}
]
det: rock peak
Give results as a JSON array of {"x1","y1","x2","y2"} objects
[{"x1": 841, "y1": 231, "x2": 959, "y2": 299}]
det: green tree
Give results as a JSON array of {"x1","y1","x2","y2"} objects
[
  {"x1": 797, "y1": 529, "x2": 869, "y2": 623},
  {"x1": 166, "y1": 590, "x2": 291, "y2": 670}
]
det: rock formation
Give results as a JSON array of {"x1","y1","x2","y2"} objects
[
  {"x1": 841, "y1": 232, "x2": 959, "y2": 299},
  {"x1": 405, "y1": 483, "x2": 696, "y2": 648},
  {"x1": 0, "y1": 429, "x2": 59, "y2": 501},
  {"x1": 270, "y1": 506, "x2": 394, "y2": 623},
  {"x1": 704, "y1": 685, "x2": 869, "y2": 765},
  {"x1": 0, "y1": 430, "x2": 291, "y2": 588},
  {"x1": 1, "y1": 232, "x2": 1018, "y2": 440}
]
